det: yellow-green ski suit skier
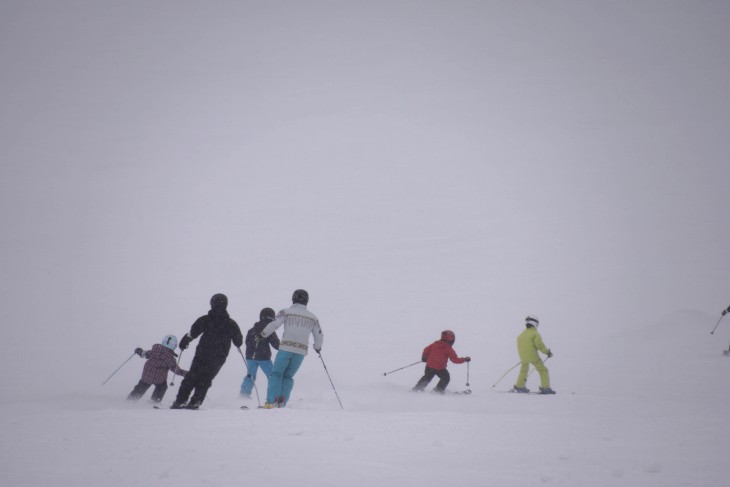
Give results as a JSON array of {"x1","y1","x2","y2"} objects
[{"x1": 515, "y1": 316, "x2": 552, "y2": 390}]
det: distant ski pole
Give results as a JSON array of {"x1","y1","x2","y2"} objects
[
  {"x1": 710, "y1": 306, "x2": 730, "y2": 334},
  {"x1": 383, "y1": 361, "x2": 421, "y2": 376},
  {"x1": 318, "y1": 351, "x2": 344, "y2": 410},
  {"x1": 102, "y1": 351, "x2": 137, "y2": 385},
  {"x1": 491, "y1": 361, "x2": 521, "y2": 388},
  {"x1": 170, "y1": 350, "x2": 184, "y2": 386},
  {"x1": 236, "y1": 347, "x2": 261, "y2": 408},
  {"x1": 466, "y1": 361, "x2": 470, "y2": 387}
]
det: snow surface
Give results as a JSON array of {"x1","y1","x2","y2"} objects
[{"x1": 2, "y1": 1, "x2": 730, "y2": 486}]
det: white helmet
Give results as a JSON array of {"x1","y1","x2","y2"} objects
[
  {"x1": 526, "y1": 315, "x2": 540, "y2": 327},
  {"x1": 161, "y1": 335, "x2": 178, "y2": 350}
]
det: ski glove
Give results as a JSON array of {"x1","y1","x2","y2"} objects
[
  {"x1": 135, "y1": 347, "x2": 144, "y2": 357},
  {"x1": 314, "y1": 346, "x2": 321, "y2": 353},
  {"x1": 464, "y1": 356, "x2": 471, "y2": 362},
  {"x1": 547, "y1": 349, "x2": 553, "y2": 358},
  {"x1": 179, "y1": 334, "x2": 192, "y2": 351}
]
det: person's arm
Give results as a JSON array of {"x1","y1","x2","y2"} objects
[
  {"x1": 269, "y1": 332, "x2": 280, "y2": 350},
  {"x1": 312, "y1": 320, "x2": 323, "y2": 352},
  {"x1": 448, "y1": 347, "x2": 467, "y2": 364},
  {"x1": 534, "y1": 332, "x2": 551, "y2": 356},
  {"x1": 261, "y1": 311, "x2": 285, "y2": 338},
  {"x1": 179, "y1": 317, "x2": 205, "y2": 350},
  {"x1": 231, "y1": 321, "x2": 244, "y2": 348}
]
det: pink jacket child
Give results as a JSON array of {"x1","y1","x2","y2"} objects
[{"x1": 127, "y1": 335, "x2": 187, "y2": 403}]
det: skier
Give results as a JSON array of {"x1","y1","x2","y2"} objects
[
  {"x1": 513, "y1": 315, "x2": 555, "y2": 394},
  {"x1": 170, "y1": 293, "x2": 244, "y2": 409},
  {"x1": 412, "y1": 330, "x2": 470, "y2": 394},
  {"x1": 127, "y1": 335, "x2": 187, "y2": 403},
  {"x1": 260, "y1": 289, "x2": 323, "y2": 408},
  {"x1": 240, "y1": 307, "x2": 280, "y2": 398}
]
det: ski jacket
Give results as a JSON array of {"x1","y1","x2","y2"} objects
[
  {"x1": 245, "y1": 319, "x2": 280, "y2": 360},
  {"x1": 517, "y1": 326, "x2": 550, "y2": 363},
  {"x1": 188, "y1": 308, "x2": 244, "y2": 361},
  {"x1": 422, "y1": 340, "x2": 466, "y2": 371},
  {"x1": 261, "y1": 303, "x2": 323, "y2": 356},
  {"x1": 141, "y1": 344, "x2": 187, "y2": 385}
]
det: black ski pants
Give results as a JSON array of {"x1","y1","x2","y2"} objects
[
  {"x1": 175, "y1": 355, "x2": 225, "y2": 406},
  {"x1": 127, "y1": 380, "x2": 168, "y2": 402},
  {"x1": 413, "y1": 366, "x2": 450, "y2": 393}
]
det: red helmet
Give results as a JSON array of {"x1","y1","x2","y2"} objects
[{"x1": 441, "y1": 330, "x2": 455, "y2": 344}]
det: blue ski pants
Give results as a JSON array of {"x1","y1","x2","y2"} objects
[
  {"x1": 266, "y1": 350, "x2": 305, "y2": 406},
  {"x1": 240, "y1": 359, "x2": 274, "y2": 397}
]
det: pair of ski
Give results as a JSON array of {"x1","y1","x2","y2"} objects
[
  {"x1": 154, "y1": 404, "x2": 259, "y2": 410},
  {"x1": 497, "y1": 390, "x2": 558, "y2": 395}
]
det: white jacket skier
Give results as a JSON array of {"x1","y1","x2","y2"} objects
[{"x1": 260, "y1": 289, "x2": 323, "y2": 408}]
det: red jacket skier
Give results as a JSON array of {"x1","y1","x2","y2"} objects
[{"x1": 412, "y1": 330, "x2": 470, "y2": 393}]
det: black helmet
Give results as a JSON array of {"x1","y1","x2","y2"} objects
[
  {"x1": 260, "y1": 307, "x2": 275, "y2": 321},
  {"x1": 441, "y1": 330, "x2": 455, "y2": 344},
  {"x1": 210, "y1": 293, "x2": 228, "y2": 309},
  {"x1": 292, "y1": 289, "x2": 309, "y2": 305}
]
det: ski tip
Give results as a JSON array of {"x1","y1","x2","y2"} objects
[{"x1": 240, "y1": 405, "x2": 249, "y2": 410}]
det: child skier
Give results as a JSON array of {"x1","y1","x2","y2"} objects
[
  {"x1": 240, "y1": 307, "x2": 280, "y2": 398},
  {"x1": 127, "y1": 335, "x2": 187, "y2": 403},
  {"x1": 412, "y1": 330, "x2": 470, "y2": 394},
  {"x1": 513, "y1": 315, "x2": 555, "y2": 394}
]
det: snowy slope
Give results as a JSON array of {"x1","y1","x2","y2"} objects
[
  {"x1": 2, "y1": 1, "x2": 730, "y2": 486},
  {"x1": 2, "y1": 310, "x2": 729, "y2": 487}
]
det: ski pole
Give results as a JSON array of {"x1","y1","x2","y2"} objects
[
  {"x1": 466, "y1": 360, "x2": 470, "y2": 387},
  {"x1": 102, "y1": 351, "x2": 137, "y2": 385},
  {"x1": 710, "y1": 316, "x2": 723, "y2": 334},
  {"x1": 491, "y1": 361, "x2": 521, "y2": 388},
  {"x1": 170, "y1": 350, "x2": 184, "y2": 386},
  {"x1": 237, "y1": 348, "x2": 261, "y2": 408},
  {"x1": 383, "y1": 361, "x2": 421, "y2": 376},
  {"x1": 318, "y1": 351, "x2": 344, "y2": 410},
  {"x1": 710, "y1": 307, "x2": 730, "y2": 334}
]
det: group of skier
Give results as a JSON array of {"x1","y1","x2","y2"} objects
[
  {"x1": 126, "y1": 289, "x2": 322, "y2": 409},
  {"x1": 411, "y1": 315, "x2": 555, "y2": 395},
  {"x1": 125, "y1": 288, "x2": 557, "y2": 408}
]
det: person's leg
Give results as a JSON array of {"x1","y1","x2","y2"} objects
[
  {"x1": 433, "y1": 369, "x2": 451, "y2": 393},
  {"x1": 173, "y1": 368, "x2": 198, "y2": 407},
  {"x1": 241, "y1": 361, "x2": 261, "y2": 397},
  {"x1": 150, "y1": 381, "x2": 168, "y2": 402},
  {"x1": 514, "y1": 362, "x2": 530, "y2": 389},
  {"x1": 532, "y1": 359, "x2": 550, "y2": 389},
  {"x1": 259, "y1": 360, "x2": 274, "y2": 378},
  {"x1": 279, "y1": 353, "x2": 305, "y2": 405},
  {"x1": 127, "y1": 380, "x2": 151, "y2": 400},
  {"x1": 413, "y1": 367, "x2": 437, "y2": 391},
  {"x1": 267, "y1": 351, "x2": 293, "y2": 404},
  {"x1": 188, "y1": 360, "x2": 225, "y2": 408}
]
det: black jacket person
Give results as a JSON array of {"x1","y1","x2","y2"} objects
[{"x1": 171, "y1": 293, "x2": 243, "y2": 409}]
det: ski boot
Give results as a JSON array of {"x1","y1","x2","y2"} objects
[
  {"x1": 538, "y1": 387, "x2": 556, "y2": 395},
  {"x1": 512, "y1": 386, "x2": 530, "y2": 393},
  {"x1": 169, "y1": 401, "x2": 186, "y2": 409}
]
